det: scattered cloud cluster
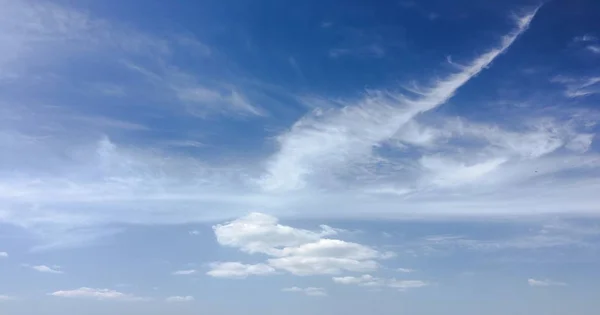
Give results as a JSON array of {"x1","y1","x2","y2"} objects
[
  {"x1": 282, "y1": 287, "x2": 327, "y2": 297},
  {"x1": 209, "y1": 213, "x2": 393, "y2": 277}
]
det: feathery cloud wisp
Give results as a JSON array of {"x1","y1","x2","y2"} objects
[
  {"x1": 282, "y1": 287, "x2": 327, "y2": 297},
  {"x1": 49, "y1": 287, "x2": 148, "y2": 301},
  {"x1": 528, "y1": 279, "x2": 567, "y2": 287}
]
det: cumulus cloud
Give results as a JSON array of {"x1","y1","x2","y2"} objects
[
  {"x1": 212, "y1": 213, "x2": 391, "y2": 276},
  {"x1": 528, "y1": 279, "x2": 567, "y2": 287},
  {"x1": 206, "y1": 262, "x2": 277, "y2": 278},
  {"x1": 172, "y1": 269, "x2": 197, "y2": 276},
  {"x1": 49, "y1": 287, "x2": 148, "y2": 301},
  {"x1": 30, "y1": 265, "x2": 63, "y2": 274},
  {"x1": 213, "y1": 213, "x2": 338, "y2": 256},
  {"x1": 282, "y1": 287, "x2": 327, "y2": 297},
  {"x1": 165, "y1": 295, "x2": 194, "y2": 302}
]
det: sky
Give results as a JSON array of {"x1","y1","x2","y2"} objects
[{"x1": 1, "y1": 0, "x2": 600, "y2": 314}]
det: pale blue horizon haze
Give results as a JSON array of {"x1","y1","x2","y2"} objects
[{"x1": 1, "y1": 0, "x2": 600, "y2": 314}]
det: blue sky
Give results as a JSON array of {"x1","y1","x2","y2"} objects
[{"x1": 1, "y1": 0, "x2": 600, "y2": 314}]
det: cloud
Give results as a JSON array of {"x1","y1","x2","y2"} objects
[
  {"x1": 0, "y1": 295, "x2": 15, "y2": 301},
  {"x1": 528, "y1": 279, "x2": 567, "y2": 287},
  {"x1": 189, "y1": 230, "x2": 201, "y2": 235},
  {"x1": 165, "y1": 296, "x2": 194, "y2": 302},
  {"x1": 206, "y1": 262, "x2": 277, "y2": 279},
  {"x1": 0, "y1": 252, "x2": 7, "y2": 258},
  {"x1": 30, "y1": 265, "x2": 63, "y2": 274},
  {"x1": 587, "y1": 45, "x2": 600, "y2": 54},
  {"x1": 259, "y1": 8, "x2": 539, "y2": 192},
  {"x1": 2, "y1": 2, "x2": 600, "y2": 253},
  {"x1": 212, "y1": 213, "x2": 392, "y2": 276},
  {"x1": 573, "y1": 34, "x2": 598, "y2": 42},
  {"x1": 213, "y1": 213, "x2": 338, "y2": 256},
  {"x1": 172, "y1": 269, "x2": 197, "y2": 276},
  {"x1": 397, "y1": 268, "x2": 414, "y2": 273},
  {"x1": 282, "y1": 287, "x2": 327, "y2": 297},
  {"x1": 49, "y1": 287, "x2": 148, "y2": 301},
  {"x1": 332, "y1": 274, "x2": 428, "y2": 291},
  {"x1": 551, "y1": 76, "x2": 600, "y2": 98}
]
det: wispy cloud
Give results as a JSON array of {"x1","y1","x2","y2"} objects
[
  {"x1": 551, "y1": 76, "x2": 600, "y2": 98},
  {"x1": 528, "y1": 279, "x2": 567, "y2": 287},
  {"x1": 0, "y1": 252, "x2": 7, "y2": 258},
  {"x1": 172, "y1": 269, "x2": 197, "y2": 276},
  {"x1": 49, "y1": 287, "x2": 149, "y2": 301},
  {"x1": 30, "y1": 265, "x2": 63, "y2": 274},
  {"x1": 206, "y1": 262, "x2": 277, "y2": 279},
  {"x1": 165, "y1": 295, "x2": 194, "y2": 302},
  {"x1": 282, "y1": 287, "x2": 327, "y2": 297},
  {"x1": 259, "y1": 8, "x2": 540, "y2": 192},
  {"x1": 333, "y1": 274, "x2": 428, "y2": 291},
  {"x1": 0, "y1": 295, "x2": 16, "y2": 301}
]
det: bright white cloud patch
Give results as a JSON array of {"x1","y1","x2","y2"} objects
[
  {"x1": 282, "y1": 287, "x2": 327, "y2": 297},
  {"x1": 212, "y1": 213, "x2": 391, "y2": 276},
  {"x1": 528, "y1": 279, "x2": 567, "y2": 287},
  {"x1": 49, "y1": 287, "x2": 147, "y2": 301},
  {"x1": 0, "y1": 252, "x2": 7, "y2": 258},
  {"x1": 206, "y1": 262, "x2": 277, "y2": 278},
  {"x1": 172, "y1": 269, "x2": 197, "y2": 276},
  {"x1": 165, "y1": 296, "x2": 194, "y2": 302},
  {"x1": 213, "y1": 212, "x2": 338, "y2": 256}
]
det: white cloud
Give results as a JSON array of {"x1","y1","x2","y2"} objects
[
  {"x1": 574, "y1": 34, "x2": 598, "y2": 42},
  {"x1": 282, "y1": 287, "x2": 327, "y2": 297},
  {"x1": 165, "y1": 296, "x2": 194, "y2": 302},
  {"x1": 49, "y1": 287, "x2": 148, "y2": 301},
  {"x1": 172, "y1": 269, "x2": 196, "y2": 276},
  {"x1": 1, "y1": 2, "x2": 600, "y2": 253},
  {"x1": 0, "y1": 295, "x2": 15, "y2": 301},
  {"x1": 332, "y1": 274, "x2": 428, "y2": 291},
  {"x1": 397, "y1": 268, "x2": 414, "y2": 273},
  {"x1": 213, "y1": 213, "x2": 338, "y2": 256},
  {"x1": 268, "y1": 256, "x2": 378, "y2": 276},
  {"x1": 587, "y1": 45, "x2": 600, "y2": 54},
  {"x1": 259, "y1": 8, "x2": 539, "y2": 192},
  {"x1": 212, "y1": 213, "x2": 391, "y2": 276},
  {"x1": 188, "y1": 230, "x2": 200, "y2": 235},
  {"x1": 31, "y1": 265, "x2": 63, "y2": 274},
  {"x1": 528, "y1": 279, "x2": 567, "y2": 287},
  {"x1": 566, "y1": 134, "x2": 594, "y2": 153},
  {"x1": 206, "y1": 262, "x2": 277, "y2": 279},
  {"x1": 551, "y1": 76, "x2": 600, "y2": 98},
  {"x1": 0, "y1": 252, "x2": 7, "y2": 257}
]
